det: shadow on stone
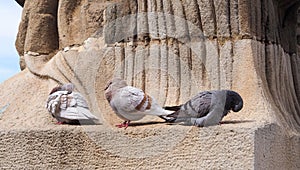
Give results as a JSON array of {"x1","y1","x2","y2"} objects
[
  {"x1": 60, "y1": 120, "x2": 102, "y2": 125},
  {"x1": 220, "y1": 120, "x2": 255, "y2": 124},
  {"x1": 129, "y1": 121, "x2": 167, "y2": 127}
]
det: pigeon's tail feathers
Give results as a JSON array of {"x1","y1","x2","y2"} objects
[
  {"x1": 163, "y1": 105, "x2": 182, "y2": 111},
  {"x1": 162, "y1": 109, "x2": 175, "y2": 115},
  {"x1": 145, "y1": 107, "x2": 175, "y2": 116},
  {"x1": 167, "y1": 110, "x2": 180, "y2": 118},
  {"x1": 158, "y1": 108, "x2": 180, "y2": 122},
  {"x1": 159, "y1": 110, "x2": 180, "y2": 123},
  {"x1": 159, "y1": 110, "x2": 188, "y2": 123},
  {"x1": 159, "y1": 115, "x2": 176, "y2": 122}
]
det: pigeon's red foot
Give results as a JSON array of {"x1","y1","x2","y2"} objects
[
  {"x1": 116, "y1": 121, "x2": 130, "y2": 129},
  {"x1": 56, "y1": 122, "x2": 64, "y2": 125}
]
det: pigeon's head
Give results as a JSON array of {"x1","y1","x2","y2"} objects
[
  {"x1": 49, "y1": 86, "x2": 62, "y2": 95},
  {"x1": 104, "y1": 78, "x2": 128, "y2": 102},
  {"x1": 104, "y1": 78, "x2": 128, "y2": 92},
  {"x1": 226, "y1": 90, "x2": 243, "y2": 112},
  {"x1": 61, "y1": 83, "x2": 75, "y2": 94},
  {"x1": 49, "y1": 83, "x2": 74, "y2": 95}
]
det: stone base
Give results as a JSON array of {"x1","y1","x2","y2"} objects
[{"x1": 0, "y1": 122, "x2": 298, "y2": 169}]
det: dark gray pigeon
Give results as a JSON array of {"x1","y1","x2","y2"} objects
[{"x1": 161, "y1": 90, "x2": 243, "y2": 127}]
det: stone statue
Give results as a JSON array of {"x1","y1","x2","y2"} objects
[{"x1": 0, "y1": 0, "x2": 298, "y2": 168}]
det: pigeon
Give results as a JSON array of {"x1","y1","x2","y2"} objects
[
  {"x1": 46, "y1": 83, "x2": 99, "y2": 124},
  {"x1": 161, "y1": 90, "x2": 243, "y2": 127},
  {"x1": 104, "y1": 78, "x2": 174, "y2": 128}
]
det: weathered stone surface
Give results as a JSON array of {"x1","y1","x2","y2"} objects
[
  {"x1": 3, "y1": 0, "x2": 300, "y2": 169},
  {"x1": 15, "y1": 0, "x2": 59, "y2": 70},
  {"x1": 0, "y1": 121, "x2": 258, "y2": 169},
  {"x1": 254, "y1": 124, "x2": 300, "y2": 169},
  {"x1": 57, "y1": 0, "x2": 107, "y2": 48}
]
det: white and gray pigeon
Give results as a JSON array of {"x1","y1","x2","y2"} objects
[
  {"x1": 46, "y1": 83, "x2": 98, "y2": 124},
  {"x1": 161, "y1": 90, "x2": 243, "y2": 127},
  {"x1": 104, "y1": 78, "x2": 174, "y2": 129}
]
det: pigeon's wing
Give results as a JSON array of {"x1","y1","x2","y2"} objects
[
  {"x1": 193, "y1": 90, "x2": 228, "y2": 126},
  {"x1": 60, "y1": 107, "x2": 98, "y2": 120},
  {"x1": 112, "y1": 86, "x2": 145, "y2": 112},
  {"x1": 72, "y1": 92, "x2": 89, "y2": 108},
  {"x1": 110, "y1": 86, "x2": 146, "y2": 121},
  {"x1": 73, "y1": 92, "x2": 98, "y2": 120},
  {"x1": 59, "y1": 92, "x2": 98, "y2": 120},
  {"x1": 46, "y1": 91, "x2": 67, "y2": 116},
  {"x1": 176, "y1": 91, "x2": 212, "y2": 118},
  {"x1": 192, "y1": 91, "x2": 213, "y2": 117}
]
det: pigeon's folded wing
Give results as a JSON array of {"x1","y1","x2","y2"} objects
[
  {"x1": 189, "y1": 91, "x2": 212, "y2": 118},
  {"x1": 113, "y1": 86, "x2": 145, "y2": 112},
  {"x1": 174, "y1": 91, "x2": 212, "y2": 118},
  {"x1": 59, "y1": 92, "x2": 98, "y2": 120},
  {"x1": 109, "y1": 86, "x2": 146, "y2": 121},
  {"x1": 72, "y1": 92, "x2": 90, "y2": 108},
  {"x1": 46, "y1": 91, "x2": 68, "y2": 115}
]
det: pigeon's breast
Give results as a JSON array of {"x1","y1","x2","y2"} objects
[{"x1": 117, "y1": 110, "x2": 145, "y2": 121}]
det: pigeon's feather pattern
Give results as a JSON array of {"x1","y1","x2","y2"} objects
[
  {"x1": 183, "y1": 91, "x2": 212, "y2": 117},
  {"x1": 166, "y1": 91, "x2": 213, "y2": 119},
  {"x1": 46, "y1": 91, "x2": 67, "y2": 116},
  {"x1": 105, "y1": 78, "x2": 174, "y2": 124},
  {"x1": 109, "y1": 86, "x2": 167, "y2": 121},
  {"x1": 114, "y1": 86, "x2": 146, "y2": 112},
  {"x1": 46, "y1": 86, "x2": 98, "y2": 124},
  {"x1": 109, "y1": 86, "x2": 146, "y2": 121},
  {"x1": 72, "y1": 92, "x2": 90, "y2": 109},
  {"x1": 164, "y1": 90, "x2": 243, "y2": 127},
  {"x1": 58, "y1": 92, "x2": 98, "y2": 120}
]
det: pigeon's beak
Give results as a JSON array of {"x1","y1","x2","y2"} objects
[
  {"x1": 104, "y1": 82, "x2": 112, "y2": 91},
  {"x1": 104, "y1": 85, "x2": 109, "y2": 91}
]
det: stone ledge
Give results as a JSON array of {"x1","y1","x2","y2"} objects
[{"x1": 0, "y1": 122, "x2": 298, "y2": 169}]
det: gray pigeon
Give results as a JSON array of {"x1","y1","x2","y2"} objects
[
  {"x1": 104, "y1": 78, "x2": 174, "y2": 129},
  {"x1": 161, "y1": 90, "x2": 243, "y2": 127},
  {"x1": 46, "y1": 83, "x2": 99, "y2": 124}
]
